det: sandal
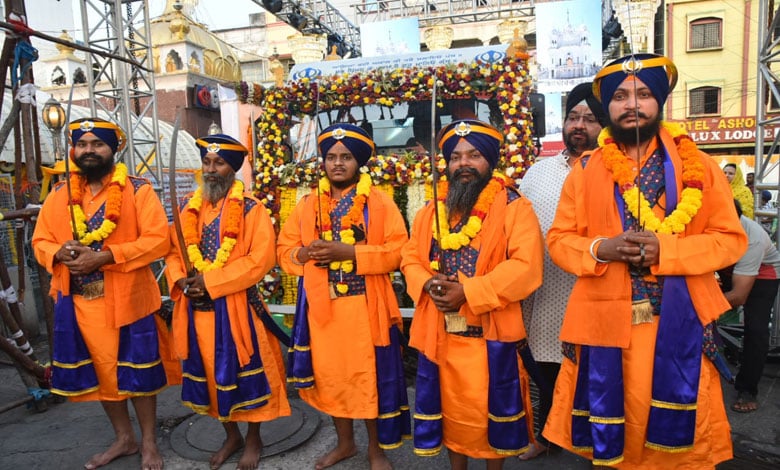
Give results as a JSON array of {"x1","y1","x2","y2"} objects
[{"x1": 731, "y1": 392, "x2": 758, "y2": 413}]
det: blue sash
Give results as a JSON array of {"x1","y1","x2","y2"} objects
[
  {"x1": 413, "y1": 352, "x2": 443, "y2": 456},
  {"x1": 646, "y1": 276, "x2": 701, "y2": 451},
  {"x1": 487, "y1": 340, "x2": 531, "y2": 455},
  {"x1": 51, "y1": 293, "x2": 99, "y2": 396},
  {"x1": 374, "y1": 326, "x2": 412, "y2": 449},
  {"x1": 413, "y1": 342, "x2": 530, "y2": 456},
  {"x1": 288, "y1": 277, "x2": 314, "y2": 389},
  {"x1": 117, "y1": 314, "x2": 167, "y2": 395},
  {"x1": 181, "y1": 298, "x2": 272, "y2": 420}
]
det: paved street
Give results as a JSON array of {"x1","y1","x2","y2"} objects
[{"x1": 0, "y1": 338, "x2": 778, "y2": 469}]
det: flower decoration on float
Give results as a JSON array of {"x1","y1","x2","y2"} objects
[
  {"x1": 600, "y1": 122, "x2": 704, "y2": 234},
  {"x1": 236, "y1": 57, "x2": 535, "y2": 227}
]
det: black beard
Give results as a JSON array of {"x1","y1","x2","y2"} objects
[
  {"x1": 202, "y1": 172, "x2": 235, "y2": 204},
  {"x1": 74, "y1": 152, "x2": 114, "y2": 182},
  {"x1": 329, "y1": 172, "x2": 360, "y2": 190},
  {"x1": 445, "y1": 168, "x2": 491, "y2": 219},
  {"x1": 563, "y1": 129, "x2": 598, "y2": 156},
  {"x1": 608, "y1": 113, "x2": 662, "y2": 146}
]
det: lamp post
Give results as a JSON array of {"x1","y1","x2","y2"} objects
[{"x1": 42, "y1": 97, "x2": 66, "y2": 161}]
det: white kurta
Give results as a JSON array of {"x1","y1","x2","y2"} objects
[{"x1": 519, "y1": 152, "x2": 577, "y2": 363}]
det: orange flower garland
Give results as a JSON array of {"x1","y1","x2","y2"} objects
[
  {"x1": 600, "y1": 122, "x2": 704, "y2": 234},
  {"x1": 430, "y1": 171, "x2": 506, "y2": 270},
  {"x1": 70, "y1": 163, "x2": 128, "y2": 245},
  {"x1": 183, "y1": 180, "x2": 244, "y2": 273},
  {"x1": 317, "y1": 173, "x2": 372, "y2": 294}
]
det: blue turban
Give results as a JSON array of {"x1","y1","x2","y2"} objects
[
  {"x1": 437, "y1": 119, "x2": 503, "y2": 168},
  {"x1": 593, "y1": 53, "x2": 678, "y2": 115},
  {"x1": 195, "y1": 134, "x2": 248, "y2": 172},
  {"x1": 317, "y1": 123, "x2": 375, "y2": 167},
  {"x1": 68, "y1": 118, "x2": 126, "y2": 155}
]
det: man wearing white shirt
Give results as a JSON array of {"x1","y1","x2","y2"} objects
[{"x1": 518, "y1": 81, "x2": 605, "y2": 459}]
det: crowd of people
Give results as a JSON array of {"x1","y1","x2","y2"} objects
[{"x1": 30, "y1": 52, "x2": 775, "y2": 470}]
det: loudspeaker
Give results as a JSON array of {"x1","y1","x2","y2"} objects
[{"x1": 529, "y1": 92, "x2": 546, "y2": 138}]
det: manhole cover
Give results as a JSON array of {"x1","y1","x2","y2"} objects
[{"x1": 170, "y1": 398, "x2": 320, "y2": 462}]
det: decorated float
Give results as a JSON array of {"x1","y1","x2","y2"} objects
[{"x1": 234, "y1": 44, "x2": 538, "y2": 307}]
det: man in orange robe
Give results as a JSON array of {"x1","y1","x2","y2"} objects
[
  {"x1": 401, "y1": 119, "x2": 543, "y2": 469},
  {"x1": 166, "y1": 134, "x2": 290, "y2": 470},
  {"x1": 278, "y1": 123, "x2": 410, "y2": 470},
  {"x1": 32, "y1": 118, "x2": 179, "y2": 470},
  {"x1": 544, "y1": 54, "x2": 748, "y2": 469}
]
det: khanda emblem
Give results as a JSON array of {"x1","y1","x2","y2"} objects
[
  {"x1": 454, "y1": 122, "x2": 472, "y2": 136},
  {"x1": 331, "y1": 128, "x2": 347, "y2": 140},
  {"x1": 207, "y1": 143, "x2": 221, "y2": 153},
  {"x1": 622, "y1": 57, "x2": 643, "y2": 74},
  {"x1": 79, "y1": 120, "x2": 95, "y2": 132}
]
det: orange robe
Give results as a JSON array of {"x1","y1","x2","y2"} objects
[
  {"x1": 277, "y1": 186, "x2": 407, "y2": 419},
  {"x1": 401, "y1": 188, "x2": 544, "y2": 458},
  {"x1": 32, "y1": 175, "x2": 179, "y2": 401},
  {"x1": 544, "y1": 127, "x2": 748, "y2": 468},
  {"x1": 166, "y1": 192, "x2": 290, "y2": 422}
]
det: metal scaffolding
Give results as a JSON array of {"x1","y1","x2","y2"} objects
[
  {"x1": 251, "y1": 0, "x2": 363, "y2": 57},
  {"x1": 77, "y1": 0, "x2": 162, "y2": 183},
  {"x1": 352, "y1": 0, "x2": 534, "y2": 27},
  {"x1": 251, "y1": 0, "x2": 535, "y2": 59},
  {"x1": 754, "y1": 0, "x2": 780, "y2": 352}
]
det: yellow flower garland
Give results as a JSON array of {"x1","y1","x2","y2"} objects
[
  {"x1": 599, "y1": 122, "x2": 704, "y2": 234},
  {"x1": 317, "y1": 173, "x2": 372, "y2": 294},
  {"x1": 429, "y1": 171, "x2": 506, "y2": 270},
  {"x1": 70, "y1": 163, "x2": 128, "y2": 245},
  {"x1": 183, "y1": 180, "x2": 244, "y2": 273}
]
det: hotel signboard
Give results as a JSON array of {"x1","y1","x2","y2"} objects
[{"x1": 667, "y1": 116, "x2": 780, "y2": 145}]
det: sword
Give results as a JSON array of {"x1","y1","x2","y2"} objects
[
  {"x1": 167, "y1": 110, "x2": 193, "y2": 276},
  {"x1": 429, "y1": 75, "x2": 442, "y2": 255},
  {"x1": 62, "y1": 81, "x2": 79, "y2": 241}
]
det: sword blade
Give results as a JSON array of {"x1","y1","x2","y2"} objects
[
  {"x1": 62, "y1": 82, "x2": 79, "y2": 241},
  {"x1": 168, "y1": 110, "x2": 194, "y2": 275},
  {"x1": 429, "y1": 75, "x2": 442, "y2": 263}
]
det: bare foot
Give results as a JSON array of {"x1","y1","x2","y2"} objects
[
  {"x1": 141, "y1": 441, "x2": 164, "y2": 470},
  {"x1": 236, "y1": 435, "x2": 263, "y2": 470},
  {"x1": 314, "y1": 443, "x2": 358, "y2": 470},
  {"x1": 210, "y1": 435, "x2": 244, "y2": 470},
  {"x1": 367, "y1": 449, "x2": 393, "y2": 470},
  {"x1": 518, "y1": 441, "x2": 548, "y2": 461},
  {"x1": 84, "y1": 438, "x2": 139, "y2": 469}
]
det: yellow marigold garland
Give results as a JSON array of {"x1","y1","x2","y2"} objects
[
  {"x1": 599, "y1": 122, "x2": 704, "y2": 235},
  {"x1": 183, "y1": 180, "x2": 244, "y2": 273},
  {"x1": 317, "y1": 173, "x2": 372, "y2": 294},
  {"x1": 70, "y1": 163, "x2": 128, "y2": 245},
  {"x1": 430, "y1": 171, "x2": 506, "y2": 270}
]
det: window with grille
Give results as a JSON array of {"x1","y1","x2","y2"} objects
[
  {"x1": 690, "y1": 86, "x2": 720, "y2": 115},
  {"x1": 690, "y1": 18, "x2": 722, "y2": 49}
]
